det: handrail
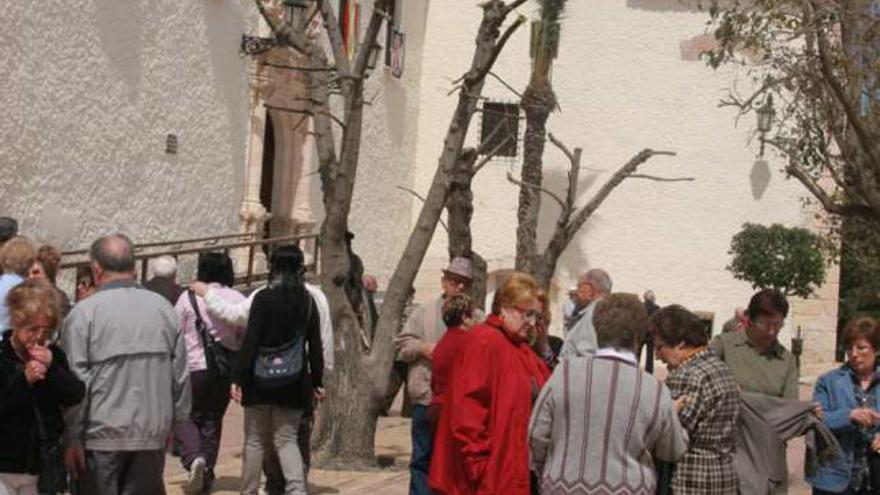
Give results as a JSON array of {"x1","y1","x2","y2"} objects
[
  {"x1": 61, "y1": 232, "x2": 258, "y2": 257},
  {"x1": 59, "y1": 232, "x2": 322, "y2": 291}
]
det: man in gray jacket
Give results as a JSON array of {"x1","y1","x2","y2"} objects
[
  {"x1": 62, "y1": 234, "x2": 191, "y2": 494},
  {"x1": 560, "y1": 268, "x2": 612, "y2": 358}
]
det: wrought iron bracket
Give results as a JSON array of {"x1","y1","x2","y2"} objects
[{"x1": 240, "y1": 35, "x2": 278, "y2": 57}]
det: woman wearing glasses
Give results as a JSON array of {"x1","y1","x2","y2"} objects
[
  {"x1": 808, "y1": 318, "x2": 880, "y2": 494},
  {"x1": 431, "y1": 272, "x2": 550, "y2": 495}
]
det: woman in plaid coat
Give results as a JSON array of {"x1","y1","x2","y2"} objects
[{"x1": 651, "y1": 305, "x2": 740, "y2": 494}]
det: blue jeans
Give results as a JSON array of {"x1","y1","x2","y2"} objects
[{"x1": 409, "y1": 404, "x2": 433, "y2": 495}]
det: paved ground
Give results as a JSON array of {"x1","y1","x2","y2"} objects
[{"x1": 164, "y1": 383, "x2": 816, "y2": 494}]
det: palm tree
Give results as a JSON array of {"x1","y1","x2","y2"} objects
[{"x1": 515, "y1": 0, "x2": 567, "y2": 274}]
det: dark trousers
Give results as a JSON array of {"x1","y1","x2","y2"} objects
[
  {"x1": 264, "y1": 409, "x2": 314, "y2": 495},
  {"x1": 175, "y1": 370, "x2": 230, "y2": 479},
  {"x1": 76, "y1": 449, "x2": 165, "y2": 495},
  {"x1": 409, "y1": 404, "x2": 433, "y2": 495}
]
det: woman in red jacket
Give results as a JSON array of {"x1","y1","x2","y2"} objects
[{"x1": 430, "y1": 272, "x2": 551, "y2": 495}]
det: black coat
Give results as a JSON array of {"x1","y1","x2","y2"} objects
[
  {"x1": 0, "y1": 332, "x2": 85, "y2": 474},
  {"x1": 237, "y1": 285, "x2": 323, "y2": 411}
]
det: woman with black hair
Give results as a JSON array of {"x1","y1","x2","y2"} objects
[
  {"x1": 237, "y1": 245, "x2": 323, "y2": 495},
  {"x1": 174, "y1": 252, "x2": 246, "y2": 494}
]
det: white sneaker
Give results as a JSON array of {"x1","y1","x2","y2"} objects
[{"x1": 185, "y1": 457, "x2": 207, "y2": 494}]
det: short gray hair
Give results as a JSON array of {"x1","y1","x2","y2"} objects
[
  {"x1": 90, "y1": 234, "x2": 135, "y2": 273},
  {"x1": 152, "y1": 255, "x2": 177, "y2": 278},
  {"x1": 585, "y1": 268, "x2": 612, "y2": 295}
]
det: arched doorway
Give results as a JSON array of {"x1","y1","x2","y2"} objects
[{"x1": 259, "y1": 112, "x2": 276, "y2": 240}]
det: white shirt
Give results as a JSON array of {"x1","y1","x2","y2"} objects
[
  {"x1": 594, "y1": 347, "x2": 638, "y2": 366},
  {"x1": 203, "y1": 282, "x2": 335, "y2": 370}
]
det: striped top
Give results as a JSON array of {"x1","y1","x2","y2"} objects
[{"x1": 529, "y1": 353, "x2": 688, "y2": 494}]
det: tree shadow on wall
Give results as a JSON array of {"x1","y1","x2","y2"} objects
[{"x1": 531, "y1": 163, "x2": 602, "y2": 284}]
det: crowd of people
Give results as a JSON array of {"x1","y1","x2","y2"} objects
[
  {"x1": 399, "y1": 258, "x2": 880, "y2": 495},
  {"x1": 0, "y1": 216, "x2": 879, "y2": 495},
  {"x1": 0, "y1": 219, "x2": 332, "y2": 495}
]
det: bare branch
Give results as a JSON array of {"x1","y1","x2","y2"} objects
[
  {"x1": 352, "y1": 0, "x2": 391, "y2": 77},
  {"x1": 465, "y1": 15, "x2": 526, "y2": 88},
  {"x1": 565, "y1": 150, "x2": 677, "y2": 239},
  {"x1": 263, "y1": 62, "x2": 335, "y2": 72},
  {"x1": 503, "y1": 0, "x2": 530, "y2": 16},
  {"x1": 473, "y1": 136, "x2": 513, "y2": 174},
  {"x1": 627, "y1": 174, "x2": 695, "y2": 182},
  {"x1": 396, "y1": 186, "x2": 449, "y2": 233},
  {"x1": 253, "y1": 0, "x2": 308, "y2": 53},
  {"x1": 785, "y1": 162, "x2": 877, "y2": 220},
  {"x1": 316, "y1": 0, "x2": 352, "y2": 76},
  {"x1": 506, "y1": 172, "x2": 567, "y2": 212},
  {"x1": 488, "y1": 71, "x2": 524, "y2": 100},
  {"x1": 547, "y1": 132, "x2": 575, "y2": 164}
]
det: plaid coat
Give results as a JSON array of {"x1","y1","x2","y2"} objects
[{"x1": 666, "y1": 348, "x2": 740, "y2": 494}]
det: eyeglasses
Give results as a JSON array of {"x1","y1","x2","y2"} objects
[
  {"x1": 512, "y1": 306, "x2": 541, "y2": 322},
  {"x1": 753, "y1": 317, "x2": 784, "y2": 331}
]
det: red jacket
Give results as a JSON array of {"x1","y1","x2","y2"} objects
[
  {"x1": 431, "y1": 326, "x2": 470, "y2": 407},
  {"x1": 429, "y1": 315, "x2": 550, "y2": 495}
]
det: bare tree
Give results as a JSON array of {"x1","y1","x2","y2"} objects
[
  {"x1": 253, "y1": 0, "x2": 529, "y2": 467},
  {"x1": 515, "y1": 0, "x2": 566, "y2": 274},
  {"x1": 509, "y1": 133, "x2": 681, "y2": 287},
  {"x1": 704, "y1": 0, "x2": 880, "y2": 224},
  {"x1": 510, "y1": 0, "x2": 688, "y2": 289}
]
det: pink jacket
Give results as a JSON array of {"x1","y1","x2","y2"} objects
[{"x1": 174, "y1": 285, "x2": 246, "y2": 372}]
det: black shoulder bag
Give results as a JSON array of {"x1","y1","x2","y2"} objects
[
  {"x1": 188, "y1": 290, "x2": 236, "y2": 383},
  {"x1": 253, "y1": 295, "x2": 313, "y2": 389}
]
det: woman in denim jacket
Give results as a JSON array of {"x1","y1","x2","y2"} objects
[{"x1": 808, "y1": 317, "x2": 880, "y2": 494}]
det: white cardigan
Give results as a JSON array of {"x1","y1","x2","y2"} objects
[{"x1": 203, "y1": 283, "x2": 334, "y2": 370}]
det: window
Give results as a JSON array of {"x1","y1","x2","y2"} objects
[
  {"x1": 479, "y1": 102, "x2": 520, "y2": 158},
  {"x1": 384, "y1": 0, "x2": 405, "y2": 77}
]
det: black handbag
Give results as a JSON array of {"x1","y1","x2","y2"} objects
[
  {"x1": 188, "y1": 290, "x2": 236, "y2": 382},
  {"x1": 252, "y1": 297, "x2": 313, "y2": 389}
]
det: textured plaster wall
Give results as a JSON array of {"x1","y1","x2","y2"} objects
[
  {"x1": 409, "y1": 0, "x2": 839, "y2": 359},
  {"x1": 0, "y1": 0, "x2": 256, "y2": 250}
]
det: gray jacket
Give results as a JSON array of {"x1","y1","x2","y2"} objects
[
  {"x1": 62, "y1": 280, "x2": 191, "y2": 451},
  {"x1": 560, "y1": 300, "x2": 598, "y2": 359}
]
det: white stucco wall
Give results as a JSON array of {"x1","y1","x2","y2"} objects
[
  {"x1": 408, "y1": 0, "x2": 838, "y2": 358},
  {"x1": 0, "y1": 0, "x2": 256, "y2": 250}
]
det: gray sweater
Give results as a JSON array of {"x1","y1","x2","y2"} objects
[
  {"x1": 529, "y1": 353, "x2": 688, "y2": 494},
  {"x1": 61, "y1": 279, "x2": 191, "y2": 451}
]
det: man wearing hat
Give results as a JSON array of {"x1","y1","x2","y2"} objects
[{"x1": 396, "y1": 257, "x2": 473, "y2": 495}]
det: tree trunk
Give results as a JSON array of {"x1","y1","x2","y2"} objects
[
  {"x1": 311, "y1": 0, "x2": 525, "y2": 466},
  {"x1": 447, "y1": 150, "x2": 488, "y2": 307},
  {"x1": 515, "y1": 83, "x2": 555, "y2": 274}
]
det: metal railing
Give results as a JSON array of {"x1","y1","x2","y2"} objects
[
  {"x1": 60, "y1": 232, "x2": 258, "y2": 257},
  {"x1": 60, "y1": 232, "x2": 321, "y2": 290}
]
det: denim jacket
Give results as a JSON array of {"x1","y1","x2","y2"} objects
[{"x1": 807, "y1": 364, "x2": 880, "y2": 492}]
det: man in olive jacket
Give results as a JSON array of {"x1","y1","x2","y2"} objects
[{"x1": 62, "y1": 234, "x2": 191, "y2": 494}]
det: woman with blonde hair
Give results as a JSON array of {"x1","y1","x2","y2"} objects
[
  {"x1": 0, "y1": 237, "x2": 37, "y2": 332},
  {"x1": 430, "y1": 272, "x2": 551, "y2": 495},
  {"x1": 0, "y1": 279, "x2": 85, "y2": 494}
]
